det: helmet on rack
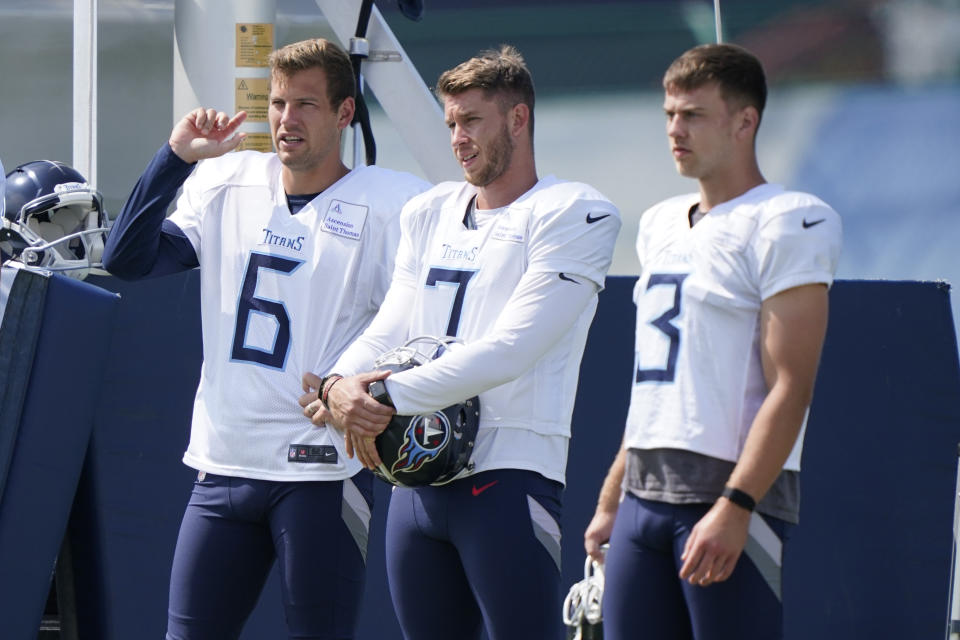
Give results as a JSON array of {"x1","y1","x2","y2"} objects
[{"x1": 1, "y1": 160, "x2": 109, "y2": 279}]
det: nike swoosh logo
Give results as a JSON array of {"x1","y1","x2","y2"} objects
[
  {"x1": 802, "y1": 218, "x2": 826, "y2": 229},
  {"x1": 585, "y1": 212, "x2": 611, "y2": 224},
  {"x1": 472, "y1": 480, "x2": 498, "y2": 496},
  {"x1": 559, "y1": 272, "x2": 580, "y2": 284}
]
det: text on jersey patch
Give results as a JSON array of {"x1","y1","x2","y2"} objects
[{"x1": 322, "y1": 200, "x2": 369, "y2": 240}]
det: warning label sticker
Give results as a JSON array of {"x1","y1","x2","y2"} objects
[
  {"x1": 236, "y1": 23, "x2": 274, "y2": 67},
  {"x1": 235, "y1": 77, "x2": 270, "y2": 122},
  {"x1": 237, "y1": 133, "x2": 273, "y2": 153}
]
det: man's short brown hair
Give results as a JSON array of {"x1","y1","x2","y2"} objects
[
  {"x1": 663, "y1": 43, "x2": 767, "y2": 123},
  {"x1": 269, "y1": 38, "x2": 356, "y2": 109},
  {"x1": 436, "y1": 45, "x2": 536, "y2": 138}
]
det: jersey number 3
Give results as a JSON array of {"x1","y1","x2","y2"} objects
[
  {"x1": 635, "y1": 273, "x2": 687, "y2": 383},
  {"x1": 231, "y1": 252, "x2": 303, "y2": 369}
]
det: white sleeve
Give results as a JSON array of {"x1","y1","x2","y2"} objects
[
  {"x1": 384, "y1": 269, "x2": 599, "y2": 414},
  {"x1": 754, "y1": 201, "x2": 842, "y2": 299},
  {"x1": 526, "y1": 196, "x2": 620, "y2": 288}
]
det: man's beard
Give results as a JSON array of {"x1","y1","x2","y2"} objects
[{"x1": 465, "y1": 124, "x2": 513, "y2": 187}]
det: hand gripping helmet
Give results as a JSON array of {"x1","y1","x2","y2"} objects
[
  {"x1": 368, "y1": 336, "x2": 481, "y2": 487},
  {"x1": 1, "y1": 160, "x2": 109, "y2": 279}
]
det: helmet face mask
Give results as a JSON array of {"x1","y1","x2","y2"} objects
[
  {"x1": 2, "y1": 161, "x2": 109, "y2": 279},
  {"x1": 371, "y1": 336, "x2": 481, "y2": 487}
]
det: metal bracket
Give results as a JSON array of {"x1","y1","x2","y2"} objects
[
  {"x1": 368, "y1": 50, "x2": 403, "y2": 62},
  {"x1": 350, "y1": 37, "x2": 401, "y2": 62},
  {"x1": 349, "y1": 36, "x2": 369, "y2": 57}
]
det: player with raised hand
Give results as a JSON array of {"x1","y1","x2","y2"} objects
[
  {"x1": 584, "y1": 43, "x2": 842, "y2": 639},
  {"x1": 301, "y1": 45, "x2": 621, "y2": 639},
  {"x1": 168, "y1": 107, "x2": 248, "y2": 163},
  {"x1": 101, "y1": 38, "x2": 429, "y2": 640}
]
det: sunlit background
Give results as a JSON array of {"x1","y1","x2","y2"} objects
[{"x1": 1, "y1": 0, "x2": 959, "y2": 321}]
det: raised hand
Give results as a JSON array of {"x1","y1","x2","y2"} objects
[{"x1": 169, "y1": 108, "x2": 248, "y2": 164}]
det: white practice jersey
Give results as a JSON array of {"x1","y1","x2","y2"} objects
[
  {"x1": 168, "y1": 151, "x2": 429, "y2": 481},
  {"x1": 624, "y1": 183, "x2": 842, "y2": 470},
  {"x1": 333, "y1": 176, "x2": 621, "y2": 484}
]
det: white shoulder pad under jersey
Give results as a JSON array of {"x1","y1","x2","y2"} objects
[{"x1": 627, "y1": 183, "x2": 841, "y2": 471}]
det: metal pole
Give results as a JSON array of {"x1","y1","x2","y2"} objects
[
  {"x1": 73, "y1": 0, "x2": 97, "y2": 185},
  {"x1": 353, "y1": 75, "x2": 366, "y2": 168},
  {"x1": 946, "y1": 443, "x2": 960, "y2": 639},
  {"x1": 173, "y1": 0, "x2": 275, "y2": 150},
  {"x1": 713, "y1": 0, "x2": 723, "y2": 43}
]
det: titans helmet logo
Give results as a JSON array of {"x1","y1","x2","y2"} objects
[{"x1": 391, "y1": 411, "x2": 451, "y2": 475}]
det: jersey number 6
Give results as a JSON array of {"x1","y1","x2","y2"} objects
[{"x1": 231, "y1": 252, "x2": 303, "y2": 370}]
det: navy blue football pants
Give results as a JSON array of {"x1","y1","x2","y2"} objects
[
  {"x1": 603, "y1": 494, "x2": 791, "y2": 640},
  {"x1": 385, "y1": 469, "x2": 564, "y2": 640},
  {"x1": 165, "y1": 471, "x2": 374, "y2": 640}
]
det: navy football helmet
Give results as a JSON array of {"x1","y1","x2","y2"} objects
[
  {"x1": 1, "y1": 160, "x2": 109, "y2": 279},
  {"x1": 368, "y1": 336, "x2": 480, "y2": 487}
]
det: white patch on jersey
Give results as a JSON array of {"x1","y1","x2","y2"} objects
[
  {"x1": 491, "y1": 212, "x2": 528, "y2": 244},
  {"x1": 322, "y1": 200, "x2": 369, "y2": 241}
]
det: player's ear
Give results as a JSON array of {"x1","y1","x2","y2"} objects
[
  {"x1": 510, "y1": 103, "x2": 530, "y2": 138},
  {"x1": 336, "y1": 96, "x2": 356, "y2": 131},
  {"x1": 735, "y1": 105, "x2": 759, "y2": 141}
]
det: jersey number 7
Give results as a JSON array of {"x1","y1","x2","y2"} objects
[{"x1": 425, "y1": 267, "x2": 477, "y2": 337}]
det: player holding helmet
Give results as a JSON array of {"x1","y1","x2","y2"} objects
[{"x1": 301, "y1": 45, "x2": 621, "y2": 639}]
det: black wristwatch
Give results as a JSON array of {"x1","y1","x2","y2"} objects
[
  {"x1": 721, "y1": 485, "x2": 757, "y2": 512},
  {"x1": 368, "y1": 380, "x2": 394, "y2": 408}
]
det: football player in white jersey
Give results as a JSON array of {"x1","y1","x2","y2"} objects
[
  {"x1": 101, "y1": 39, "x2": 429, "y2": 640},
  {"x1": 583, "y1": 44, "x2": 842, "y2": 639},
  {"x1": 300, "y1": 45, "x2": 621, "y2": 639}
]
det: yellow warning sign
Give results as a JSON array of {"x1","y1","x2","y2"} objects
[
  {"x1": 235, "y1": 77, "x2": 270, "y2": 122},
  {"x1": 236, "y1": 23, "x2": 274, "y2": 67},
  {"x1": 238, "y1": 133, "x2": 273, "y2": 154}
]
